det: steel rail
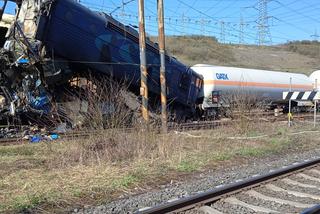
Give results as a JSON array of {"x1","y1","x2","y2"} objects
[{"x1": 136, "y1": 158, "x2": 320, "y2": 214}]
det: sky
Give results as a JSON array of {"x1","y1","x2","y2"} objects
[{"x1": 2, "y1": 0, "x2": 320, "y2": 45}]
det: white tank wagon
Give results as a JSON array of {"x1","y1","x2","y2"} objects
[
  {"x1": 191, "y1": 64, "x2": 314, "y2": 116},
  {"x1": 309, "y1": 70, "x2": 320, "y2": 90}
]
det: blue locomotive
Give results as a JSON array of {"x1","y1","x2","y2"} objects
[{"x1": 26, "y1": 0, "x2": 203, "y2": 119}]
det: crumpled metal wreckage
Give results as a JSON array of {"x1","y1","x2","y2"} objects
[{"x1": 0, "y1": 0, "x2": 93, "y2": 131}]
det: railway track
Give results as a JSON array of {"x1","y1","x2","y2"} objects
[
  {"x1": 0, "y1": 112, "x2": 318, "y2": 146},
  {"x1": 0, "y1": 131, "x2": 96, "y2": 146},
  {"x1": 137, "y1": 158, "x2": 320, "y2": 214}
]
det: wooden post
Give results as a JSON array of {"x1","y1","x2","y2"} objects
[
  {"x1": 138, "y1": 0, "x2": 149, "y2": 122},
  {"x1": 157, "y1": 0, "x2": 167, "y2": 133}
]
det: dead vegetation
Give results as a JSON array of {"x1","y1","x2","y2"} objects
[
  {"x1": 227, "y1": 92, "x2": 263, "y2": 134},
  {"x1": 58, "y1": 75, "x2": 139, "y2": 130},
  {"x1": 1, "y1": 118, "x2": 320, "y2": 213}
]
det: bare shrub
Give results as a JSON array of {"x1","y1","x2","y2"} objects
[
  {"x1": 226, "y1": 89, "x2": 264, "y2": 134},
  {"x1": 58, "y1": 75, "x2": 138, "y2": 130},
  {"x1": 84, "y1": 78, "x2": 135, "y2": 129}
]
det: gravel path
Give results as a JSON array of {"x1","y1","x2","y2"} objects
[{"x1": 74, "y1": 149, "x2": 320, "y2": 214}]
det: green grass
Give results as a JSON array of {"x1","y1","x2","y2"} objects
[
  {"x1": 176, "y1": 160, "x2": 200, "y2": 173},
  {"x1": 212, "y1": 153, "x2": 233, "y2": 161},
  {"x1": 111, "y1": 175, "x2": 139, "y2": 189},
  {"x1": 236, "y1": 147, "x2": 266, "y2": 157},
  {"x1": 12, "y1": 194, "x2": 46, "y2": 212}
]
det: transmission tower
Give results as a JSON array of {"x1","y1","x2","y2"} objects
[
  {"x1": 199, "y1": 18, "x2": 207, "y2": 36},
  {"x1": 311, "y1": 29, "x2": 320, "y2": 41},
  {"x1": 220, "y1": 20, "x2": 226, "y2": 44},
  {"x1": 239, "y1": 14, "x2": 245, "y2": 44},
  {"x1": 181, "y1": 13, "x2": 186, "y2": 35},
  {"x1": 257, "y1": 0, "x2": 272, "y2": 45}
]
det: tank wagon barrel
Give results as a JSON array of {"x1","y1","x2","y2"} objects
[{"x1": 191, "y1": 64, "x2": 315, "y2": 116}]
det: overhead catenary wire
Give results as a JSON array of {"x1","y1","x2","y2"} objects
[
  {"x1": 77, "y1": 1, "x2": 255, "y2": 42},
  {"x1": 80, "y1": 0, "x2": 319, "y2": 45},
  {"x1": 272, "y1": 0, "x2": 320, "y2": 24}
]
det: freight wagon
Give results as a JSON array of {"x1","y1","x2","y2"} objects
[{"x1": 191, "y1": 64, "x2": 315, "y2": 117}]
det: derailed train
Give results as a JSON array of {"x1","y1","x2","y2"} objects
[
  {"x1": 0, "y1": 0, "x2": 203, "y2": 123},
  {"x1": 0, "y1": 0, "x2": 317, "y2": 125}
]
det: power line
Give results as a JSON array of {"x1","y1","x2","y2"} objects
[
  {"x1": 81, "y1": 0, "x2": 316, "y2": 45},
  {"x1": 175, "y1": 0, "x2": 258, "y2": 41},
  {"x1": 273, "y1": 0, "x2": 320, "y2": 24}
]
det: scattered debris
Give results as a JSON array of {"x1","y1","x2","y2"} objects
[{"x1": 29, "y1": 133, "x2": 59, "y2": 143}]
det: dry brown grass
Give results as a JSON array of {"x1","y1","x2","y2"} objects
[
  {"x1": 59, "y1": 75, "x2": 138, "y2": 130},
  {"x1": 164, "y1": 35, "x2": 235, "y2": 66},
  {"x1": 1, "y1": 119, "x2": 320, "y2": 213},
  {"x1": 284, "y1": 41, "x2": 320, "y2": 59}
]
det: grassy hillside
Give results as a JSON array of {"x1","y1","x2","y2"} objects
[
  {"x1": 162, "y1": 36, "x2": 320, "y2": 74},
  {"x1": 165, "y1": 36, "x2": 235, "y2": 66},
  {"x1": 284, "y1": 40, "x2": 320, "y2": 59}
]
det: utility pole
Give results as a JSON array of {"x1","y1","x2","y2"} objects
[
  {"x1": 138, "y1": 0, "x2": 149, "y2": 123},
  {"x1": 157, "y1": 0, "x2": 167, "y2": 133},
  {"x1": 257, "y1": 0, "x2": 272, "y2": 45}
]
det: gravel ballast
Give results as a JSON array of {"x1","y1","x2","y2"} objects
[{"x1": 74, "y1": 149, "x2": 320, "y2": 214}]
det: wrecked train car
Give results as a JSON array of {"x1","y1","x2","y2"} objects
[{"x1": 0, "y1": 0, "x2": 203, "y2": 125}]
